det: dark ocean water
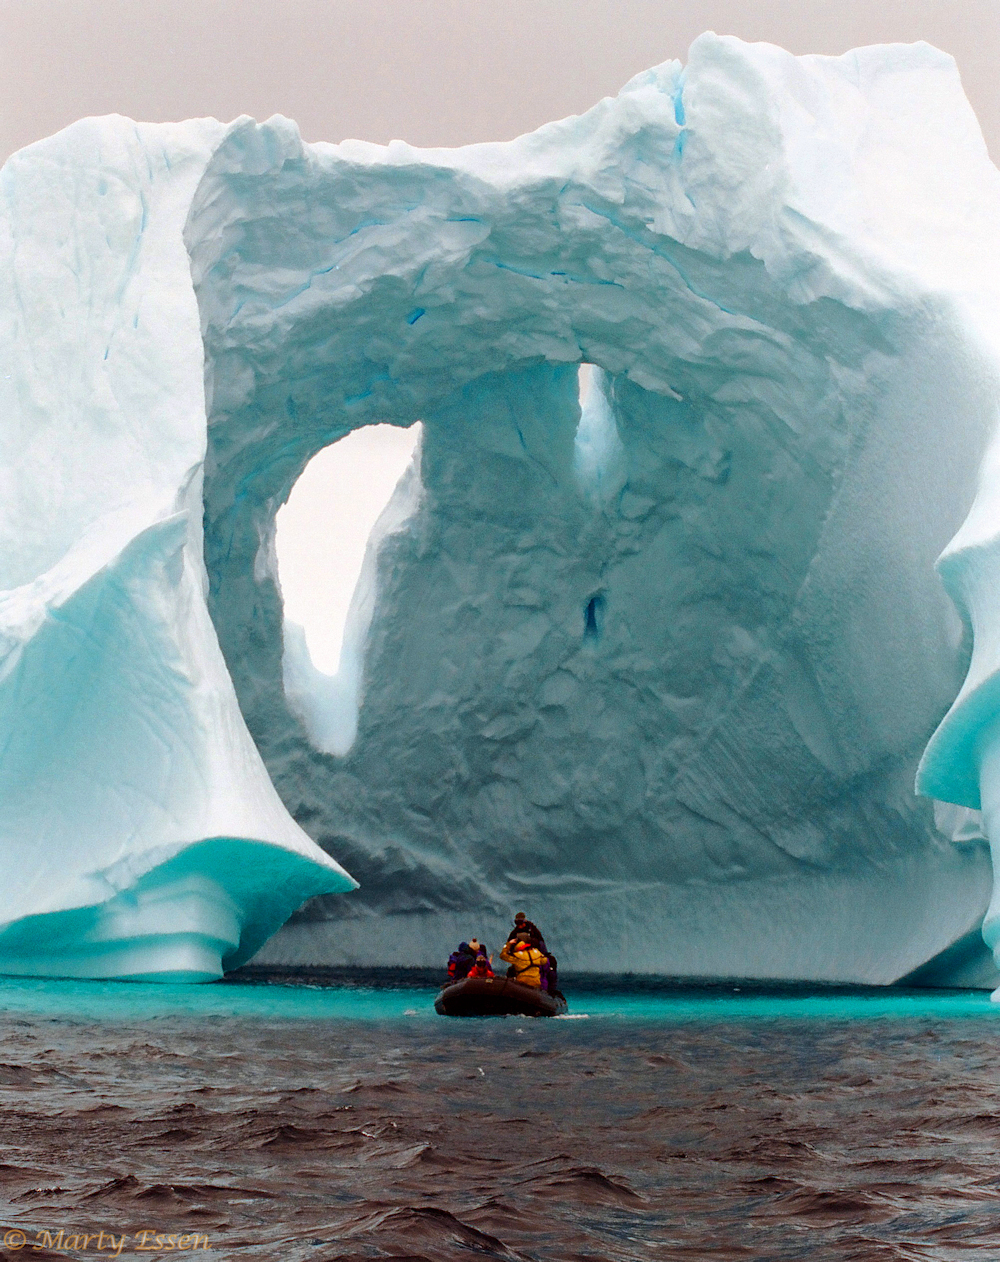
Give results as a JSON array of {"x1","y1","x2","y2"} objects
[{"x1": 1, "y1": 980, "x2": 1000, "y2": 1260}]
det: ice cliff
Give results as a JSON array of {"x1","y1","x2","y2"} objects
[{"x1": 2, "y1": 34, "x2": 1000, "y2": 982}]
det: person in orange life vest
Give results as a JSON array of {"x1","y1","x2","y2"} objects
[{"x1": 499, "y1": 933, "x2": 548, "y2": 989}]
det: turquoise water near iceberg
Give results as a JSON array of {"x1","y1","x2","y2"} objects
[{"x1": 0, "y1": 974, "x2": 996, "y2": 1023}]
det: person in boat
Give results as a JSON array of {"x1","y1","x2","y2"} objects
[
  {"x1": 467, "y1": 951, "x2": 494, "y2": 979},
  {"x1": 505, "y1": 914, "x2": 559, "y2": 994},
  {"x1": 505, "y1": 912, "x2": 545, "y2": 950},
  {"x1": 447, "y1": 938, "x2": 491, "y2": 981},
  {"x1": 499, "y1": 932, "x2": 548, "y2": 989},
  {"x1": 447, "y1": 941, "x2": 478, "y2": 981}
]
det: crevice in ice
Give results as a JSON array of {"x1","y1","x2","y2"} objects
[{"x1": 583, "y1": 594, "x2": 605, "y2": 641}]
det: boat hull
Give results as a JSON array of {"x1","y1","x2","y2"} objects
[{"x1": 435, "y1": 975, "x2": 567, "y2": 1017}]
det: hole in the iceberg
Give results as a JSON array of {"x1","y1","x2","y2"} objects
[
  {"x1": 584, "y1": 593, "x2": 605, "y2": 640},
  {"x1": 577, "y1": 361, "x2": 599, "y2": 411},
  {"x1": 275, "y1": 422, "x2": 422, "y2": 755},
  {"x1": 574, "y1": 363, "x2": 624, "y2": 503}
]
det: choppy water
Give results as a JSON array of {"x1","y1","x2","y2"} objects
[{"x1": 1, "y1": 979, "x2": 1000, "y2": 1259}]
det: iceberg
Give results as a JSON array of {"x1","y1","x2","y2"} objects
[
  {"x1": 0, "y1": 119, "x2": 357, "y2": 980},
  {"x1": 1, "y1": 34, "x2": 1000, "y2": 983}
]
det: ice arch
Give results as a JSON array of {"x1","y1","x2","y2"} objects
[{"x1": 1, "y1": 33, "x2": 1000, "y2": 981}]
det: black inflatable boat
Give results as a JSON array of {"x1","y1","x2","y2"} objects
[{"x1": 435, "y1": 975, "x2": 567, "y2": 1017}]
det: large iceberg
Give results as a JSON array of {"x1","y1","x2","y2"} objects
[{"x1": 2, "y1": 34, "x2": 1000, "y2": 983}]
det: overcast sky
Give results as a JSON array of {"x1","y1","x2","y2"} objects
[
  {"x1": 1, "y1": 0, "x2": 997, "y2": 162},
  {"x1": 2, "y1": 1, "x2": 996, "y2": 672}
]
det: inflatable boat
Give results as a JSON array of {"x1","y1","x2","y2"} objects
[{"x1": 435, "y1": 975, "x2": 567, "y2": 1017}]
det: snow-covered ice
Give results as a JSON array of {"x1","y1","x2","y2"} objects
[{"x1": 2, "y1": 34, "x2": 1000, "y2": 982}]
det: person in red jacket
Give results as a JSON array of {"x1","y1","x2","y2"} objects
[{"x1": 467, "y1": 952, "x2": 494, "y2": 979}]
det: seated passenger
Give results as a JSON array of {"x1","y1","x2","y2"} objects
[
  {"x1": 447, "y1": 941, "x2": 477, "y2": 981},
  {"x1": 499, "y1": 933, "x2": 548, "y2": 989},
  {"x1": 467, "y1": 952, "x2": 494, "y2": 979}
]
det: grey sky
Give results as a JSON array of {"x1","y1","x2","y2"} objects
[{"x1": 1, "y1": 1, "x2": 997, "y2": 163}]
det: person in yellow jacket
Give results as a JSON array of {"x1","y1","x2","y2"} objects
[{"x1": 499, "y1": 933, "x2": 548, "y2": 989}]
